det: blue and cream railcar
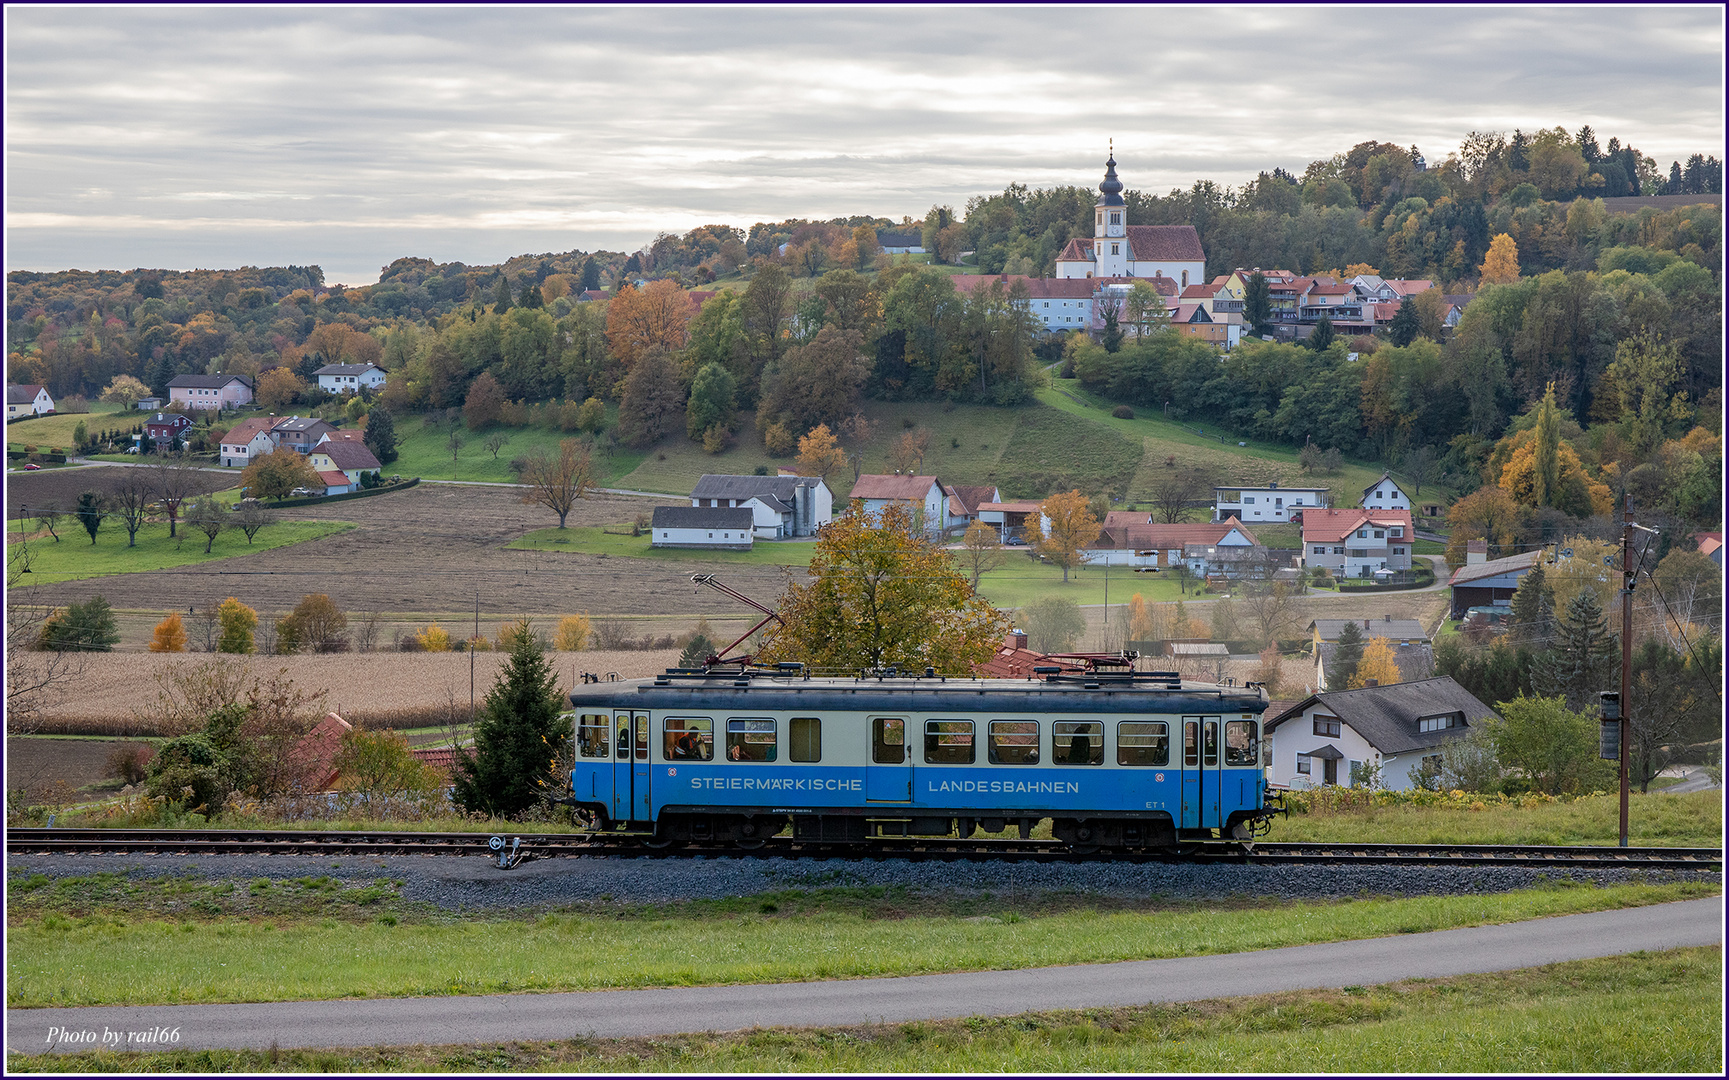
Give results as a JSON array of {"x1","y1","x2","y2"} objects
[{"x1": 568, "y1": 669, "x2": 1272, "y2": 850}]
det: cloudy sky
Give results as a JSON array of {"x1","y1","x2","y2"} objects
[{"x1": 5, "y1": 5, "x2": 1723, "y2": 285}]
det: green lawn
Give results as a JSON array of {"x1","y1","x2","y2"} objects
[
  {"x1": 1272, "y1": 790, "x2": 1721, "y2": 848},
  {"x1": 388, "y1": 409, "x2": 647, "y2": 487},
  {"x1": 4, "y1": 878, "x2": 1710, "y2": 1008},
  {"x1": 5, "y1": 519, "x2": 354, "y2": 584},
  {"x1": 5, "y1": 402, "x2": 128, "y2": 452},
  {"x1": 510, "y1": 526, "x2": 815, "y2": 566}
]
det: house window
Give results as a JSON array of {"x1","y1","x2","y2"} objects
[
  {"x1": 1373, "y1": 530, "x2": 1384, "y2": 538},
  {"x1": 1110, "y1": 243, "x2": 1119, "y2": 255},
  {"x1": 1374, "y1": 490, "x2": 1382, "y2": 499},
  {"x1": 1219, "y1": 491, "x2": 1241, "y2": 502},
  {"x1": 1332, "y1": 546, "x2": 1345, "y2": 555},
  {"x1": 1390, "y1": 527, "x2": 1403, "y2": 537},
  {"x1": 1312, "y1": 546, "x2": 1327, "y2": 555},
  {"x1": 1296, "y1": 754, "x2": 1311, "y2": 775},
  {"x1": 1418, "y1": 713, "x2": 1460, "y2": 733},
  {"x1": 1243, "y1": 496, "x2": 1255, "y2": 504},
  {"x1": 1392, "y1": 547, "x2": 1405, "y2": 555},
  {"x1": 1356, "y1": 529, "x2": 1368, "y2": 538},
  {"x1": 1275, "y1": 498, "x2": 1283, "y2": 507},
  {"x1": 1349, "y1": 548, "x2": 1369, "y2": 557},
  {"x1": 1313, "y1": 716, "x2": 1341, "y2": 737}
]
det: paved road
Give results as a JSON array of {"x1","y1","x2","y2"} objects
[{"x1": 9, "y1": 897, "x2": 1719, "y2": 1054}]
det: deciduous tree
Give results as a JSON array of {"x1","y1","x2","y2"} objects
[
  {"x1": 1444, "y1": 485, "x2": 1523, "y2": 563},
  {"x1": 758, "y1": 327, "x2": 869, "y2": 435},
  {"x1": 1484, "y1": 695, "x2": 1613, "y2": 795},
  {"x1": 520, "y1": 438, "x2": 593, "y2": 528},
  {"x1": 1150, "y1": 467, "x2": 1210, "y2": 524},
  {"x1": 1349, "y1": 635, "x2": 1401, "y2": 688},
  {"x1": 279, "y1": 593, "x2": 348, "y2": 653},
  {"x1": 109, "y1": 470, "x2": 153, "y2": 547},
  {"x1": 617, "y1": 347, "x2": 684, "y2": 448},
  {"x1": 605, "y1": 279, "x2": 692, "y2": 372},
  {"x1": 1479, "y1": 233, "x2": 1520, "y2": 284},
  {"x1": 256, "y1": 367, "x2": 305, "y2": 411},
  {"x1": 463, "y1": 371, "x2": 506, "y2": 429},
  {"x1": 216, "y1": 597, "x2": 257, "y2": 654},
  {"x1": 1022, "y1": 595, "x2": 1085, "y2": 652},
  {"x1": 758, "y1": 502, "x2": 1007, "y2": 672},
  {"x1": 795, "y1": 423, "x2": 846, "y2": 482},
  {"x1": 240, "y1": 449, "x2": 319, "y2": 502},
  {"x1": 1034, "y1": 490, "x2": 1101, "y2": 584},
  {"x1": 187, "y1": 495, "x2": 227, "y2": 553},
  {"x1": 957, "y1": 519, "x2": 1006, "y2": 589},
  {"x1": 150, "y1": 612, "x2": 189, "y2": 653},
  {"x1": 685, "y1": 362, "x2": 738, "y2": 442},
  {"x1": 235, "y1": 499, "x2": 270, "y2": 544},
  {"x1": 99, "y1": 374, "x2": 151, "y2": 409},
  {"x1": 149, "y1": 452, "x2": 200, "y2": 538}
]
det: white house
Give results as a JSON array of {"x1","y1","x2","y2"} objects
[
  {"x1": 1055, "y1": 152, "x2": 1207, "y2": 289},
  {"x1": 167, "y1": 373, "x2": 254, "y2": 410},
  {"x1": 689, "y1": 474, "x2": 832, "y2": 539},
  {"x1": 651, "y1": 506, "x2": 754, "y2": 550},
  {"x1": 877, "y1": 230, "x2": 925, "y2": 255},
  {"x1": 313, "y1": 363, "x2": 387, "y2": 395},
  {"x1": 849, "y1": 474, "x2": 946, "y2": 535},
  {"x1": 1301, "y1": 508, "x2": 1414, "y2": 579},
  {"x1": 219, "y1": 416, "x2": 282, "y2": 468},
  {"x1": 5, "y1": 384, "x2": 55, "y2": 418},
  {"x1": 977, "y1": 500, "x2": 1044, "y2": 543},
  {"x1": 1265, "y1": 677, "x2": 1498, "y2": 791},
  {"x1": 1361, "y1": 472, "x2": 1411, "y2": 512},
  {"x1": 1083, "y1": 515, "x2": 1261, "y2": 571},
  {"x1": 1214, "y1": 482, "x2": 1329, "y2": 523},
  {"x1": 944, "y1": 484, "x2": 1000, "y2": 532},
  {"x1": 307, "y1": 439, "x2": 382, "y2": 487}
]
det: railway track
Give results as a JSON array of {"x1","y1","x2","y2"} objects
[{"x1": 6, "y1": 828, "x2": 1722, "y2": 870}]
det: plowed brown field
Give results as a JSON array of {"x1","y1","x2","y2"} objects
[{"x1": 7, "y1": 481, "x2": 794, "y2": 629}]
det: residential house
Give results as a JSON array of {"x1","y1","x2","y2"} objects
[
  {"x1": 977, "y1": 500, "x2": 1044, "y2": 543},
  {"x1": 1447, "y1": 548, "x2": 1543, "y2": 618},
  {"x1": 307, "y1": 439, "x2": 382, "y2": 488},
  {"x1": 1169, "y1": 302, "x2": 1244, "y2": 348},
  {"x1": 946, "y1": 274, "x2": 1173, "y2": 336},
  {"x1": 288, "y1": 712, "x2": 354, "y2": 792},
  {"x1": 1055, "y1": 153, "x2": 1207, "y2": 289},
  {"x1": 689, "y1": 474, "x2": 832, "y2": 539},
  {"x1": 314, "y1": 469, "x2": 354, "y2": 495},
  {"x1": 5, "y1": 384, "x2": 54, "y2": 418},
  {"x1": 142, "y1": 412, "x2": 194, "y2": 448},
  {"x1": 1084, "y1": 515, "x2": 1261, "y2": 572},
  {"x1": 849, "y1": 474, "x2": 946, "y2": 534},
  {"x1": 1265, "y1": 677, "x2": 1498, "y2": 791},
  {"x1": 1214, "y1": 482, "x2": 1329, "y2": 523},
  {"x1": 313, "y1": 363, "x2": 387, "y2": 395},
  {"x1": 650, "y1": 506, "x2": 755, "y2": 550},
  {"x1": 268, "y1": 416, "x2": 338, "y2": 455},
  {"x1": 134, "y1": 396, "x2": 163, "y2": 411},
  {"x1": 219, "y1": 416, "x2": 282, "y2": 468},
  {"x1": 1699, "y1": 532, "x2": 1724, "y2": 568},
  {"x1": 877, "y1": 230, "x2": 925, "y2": 254},
  {"x1": 1361, "y1": 473, "x2": 1411, "y2": 511},
  {"x1": 1296, "y1": 279, "x2": 1374, "y2": 337},
  {"x1": 944, "y1": 484, "x2": 1000, "y2": 532},
  {"x1": 1301, "y1": 507, "x2": 1414, "y2": 579},
  {"x1": 167, "y1": 373, "x2": 254, "y2": 410},
  {"x1": 1310, "y1": 616, "x2": 1434, "y2": 691},
  {"x1": 1440, "y1": 294, "x2": 1475, "y2": 330}
]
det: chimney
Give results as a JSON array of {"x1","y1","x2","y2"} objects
[
  {"x1": 1008, "y1": 629, "x2": 1028, "y2": 650},
  {"x1": 1466, "y1": 539, "x2": 1488, "y2": 565}
]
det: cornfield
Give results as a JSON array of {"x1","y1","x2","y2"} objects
[{"x1": 21, "y1": 650, "x2": 681, "y2": 736}]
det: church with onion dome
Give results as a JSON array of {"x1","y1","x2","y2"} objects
[{"x1": 1053, "y1": 147, "x2": 1207, "y2": 288}]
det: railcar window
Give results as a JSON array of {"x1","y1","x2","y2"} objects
[
  {"x1": 726, "y1": 718, "x2": 777, "y2": 762},
  {"x1": 924, "y1": 720, "x2": 975, "y2": 765},
  {"x1": 1116, "y1": 721, "x2": 1170, "y2": 766},
  {"x1": 635, "y1": 715, "x2": 649, "y2": 761},
  {"x1": 790, "y1": 717, "x2": 821, "y2": 762},
  {"x1": 873, "y1": 717, "x2": 905, "y2": 764},
  {"x1": 616, "y1": 715, "x2": 632, "y2": 759},
  {"x1": 1184, "y1": 720, "x2": 1199, "y2": 767},
  {"x1": 578, "y1": 715, "x2": 610, "y2": 759},
  {"x1": 1224, "y1": 720, "x2": 1257, "y2": 766},
  {"x1": 988, "y1": 720, "x2": 1039, "y2": 764},
  {"x1": 664, "y1": 717, "x2": 714, "y2": 761},
  {"x1": 1203, "y1": 720, "x2": 1219, "y2": 767},
  {"x1": 1053, "y1": 721, "x2": 1103, "y2": 765}
]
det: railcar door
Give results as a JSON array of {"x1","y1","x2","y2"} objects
[
  {"x1": 1199, "y1": 716, "x2": 1223, "y2": 828},
  {"x1": 866, "y1": 717, "x2": 912, "y2": 802},
  {"x1": 612, "y1": 711, "x2": 650, "y2": 823},
  {"x1": 576, "y1": 713, "x2": 613, "y2": 816},
  {"x1": 1179, "y1": 718, "x2": 1200, "y2": 828}
]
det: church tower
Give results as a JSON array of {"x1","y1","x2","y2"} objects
[{"x1": 1093, "y1": 143, "x2": 1128, "y2": 278}]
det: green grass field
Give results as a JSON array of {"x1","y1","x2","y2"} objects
[
  {"x1": 5, "y1": 402, "x2": 128, "y2": 453},
  {"x1": 1272, "y1": 790, "x2": 1721, "y2": 848},
  {"x1": 5, "y1": 877, "x2": 1710, "y2": 1008},
  {"x1": 5, "y1": 519, "x2": 354, "y2": 584},
  {"x1": 9, "y1": 946, "x2": 1714, "y2": 1074},
  {"x1": 386, "y1": 412, "x2": 647, "y2": 487}
]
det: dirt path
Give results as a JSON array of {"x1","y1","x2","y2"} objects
[{"x1": 8, "y1": 483, "x2": 795, "y2": 622}]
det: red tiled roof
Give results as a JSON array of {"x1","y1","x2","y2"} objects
[
  {"x1": 1090, "y1": 517, "x2": 1259, "y2": 551},
  {"x1": 1179, "y1": 283, "x2": 1218, "y2": 299},
  {"x1": 1126, "y1": 225, "x2": 1205, "y2": 263},
  {"x1": 851, "y1": 474, "x2": 939, "y2": 500},
  {"x1": 221, "y1": 417, "x2": 282, "y2": 447},
  {"x1": 411, "y1": 746, "x2": 464, "y2": 774},
  {"x1": 1384, "y1": 279, "x2": 1434, "y2": 296},
  {"x1": 1056, "y1": 237, "x2": 1094, "y2": 262},
  {"x1": 291, "y1": 712, "x2": 352, "y2": 792},
  {"x1": 979, "y1": 500, "x2": 1042, "y2": 513},
  {"x1": 316, "y1": 469, "x2": 350, "y2": 488},
  {"x1": 945, "y1": 484, "x2": 997, "y2": 516},
  {"x1": 1300, "y1": 508, "x2": 1414, "y2": 543},
  {"x1": 1102, "y1": 510, "x2": 1152, "y2": 530}
]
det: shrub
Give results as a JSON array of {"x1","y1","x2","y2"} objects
[
  {"x1": 415, "y1": 624, "x2": 452, "y2": 652},
  {"x1": 555, "y1": 614, "x2": 593, "y2": 651},
  {"x1": 216, "y1": 597, "x2": 258, "y2": 654},
  {"x1": 149, "y1": 613, "x2": 189, "y2": 653},
  {"x1": 106, "y1": 742, "x2": 156, "y2": 785},
  {"x1": 1111, "y1": 405, "x2": 1134, "y2": 419}
]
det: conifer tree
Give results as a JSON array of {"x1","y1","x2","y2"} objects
[
  {"x1": 364, "y1": 405, "x2": 399, "y2": 465},
  {"x1": 1328, "y1": 619, "x2": 1365, "y2": 689},
  {"x1": 1389, "y1": 297, "x2": 1420, "y2": 346},
  {"x1": 1508, "y1": 560, "x2": 1554, "y2": 646},
  {"x1": 453, "y1": 620, "x2": 567, "y2": 818},
  {"x1": 1532, "y1": 589, "x2": 1617, "y2": 713},
  {"x1": 580, "y1": 257, "x2": 602, "y2": 292},
  {"x1": 1308, "y1": 313, "x2": 1335, "y2": 352},
  {"x1": 493, "y1": 276, "x2": 513, "y2": 315}
]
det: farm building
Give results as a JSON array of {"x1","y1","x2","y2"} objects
[{"x1": 651, "y1": 506, "x2": 755, "y2": 550}]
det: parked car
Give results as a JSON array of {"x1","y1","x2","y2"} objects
[
  {"x1": 21, "y1": 462, "x2": 41, "y2": 470},
  {"x1": 289, "y1": 487, "x2": 317, "y2": 497},
  {"x1": 1005, "y1": 535, "x2": 1027, "y2": 546},
  {"x1": 124, "y1": 446, "x2": 140, "y2": 454}
]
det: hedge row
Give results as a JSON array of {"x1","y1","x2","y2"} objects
[
  {"x1": 1280, "y1": 785, "x2": 1593, "y2": 816},
  {"x1": 264, "y1": 477, "x2": 419, "y2": 509}
]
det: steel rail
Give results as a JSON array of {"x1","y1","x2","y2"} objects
[{"x1": 6, "y1": 829, "x2": 1721, "y2": 869}]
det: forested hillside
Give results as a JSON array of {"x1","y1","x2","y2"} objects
[{"x1": 6, "y1": 126, "x2": 1721, "y2": 550}]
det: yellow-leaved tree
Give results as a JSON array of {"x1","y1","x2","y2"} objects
[
  {"x1": 215, "y1": 598, "x2": 257, "y2": 655},
  {"x1": 1479, "y1": 233, "x2": 1521, "y2": 284},
  {"x1": 757, "y1": 501, "x2": 1007, "y2": 673},
  {"x1": 416, "y1": 624, "x2": 452, "y2": 652},
  {"x1": 1348, "y1": 636, "x2": 1401, "y2": 689},
  {"x1": 149, "y1": 612, "x2": 188, "y2": 653},
  {"x1": 555, "y1": 614, "x2": 593, "y2": 651},
  {"x1": 1034, "y1": 490, "x2": 1102, "y2": 584}
]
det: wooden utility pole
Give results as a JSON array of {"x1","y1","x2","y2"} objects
[
  {"x1": 471, "y1": 590, "x2": 479, "y2": 722},
  {"x1": 1618, "y1": 494, "x2": 1633, "y2": 848}
]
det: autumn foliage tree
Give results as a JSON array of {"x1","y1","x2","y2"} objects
[
  {"x1": 617, "y1": 347, "x2": 684, "y2": 448},
  {"x1": 758, "y1": 502, "x2": 1007, "y2": 673},
  {"x1": 256, "y1": 366, "x2": 305, "y2": 411},
  {"x1": 1479, "y1": 233, "x2": 1521, "y2": 284},
  {"x1": 1349, "y1": 636, "x2": 1401, "y2": 688},
  {"x1": 149, "y1": 612, "x2": 188, "y2": 653},
  {"x1": 605, "y1": 279, "x2": 692, "y2": 373},
  {"x1": 240, "y1": 449, "x2": 320, "y2": 502},
  {"x1": 520, "y1": 438, "x2": 593, "y2": 528},
  {"x1": 1034, "y1": 490, "x2": 1102, "y2": 584},
  {"x1": 794, "y1": 423, "x2": 847, "y2": 482}
]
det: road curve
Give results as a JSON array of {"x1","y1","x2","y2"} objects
[{"x1": 8, "y1": 897, "x2": 1719, "y2": 1054}]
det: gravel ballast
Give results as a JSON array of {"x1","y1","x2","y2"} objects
[{"x1": 8, "y1": 852, "x2": 1718, "y2": 911}]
